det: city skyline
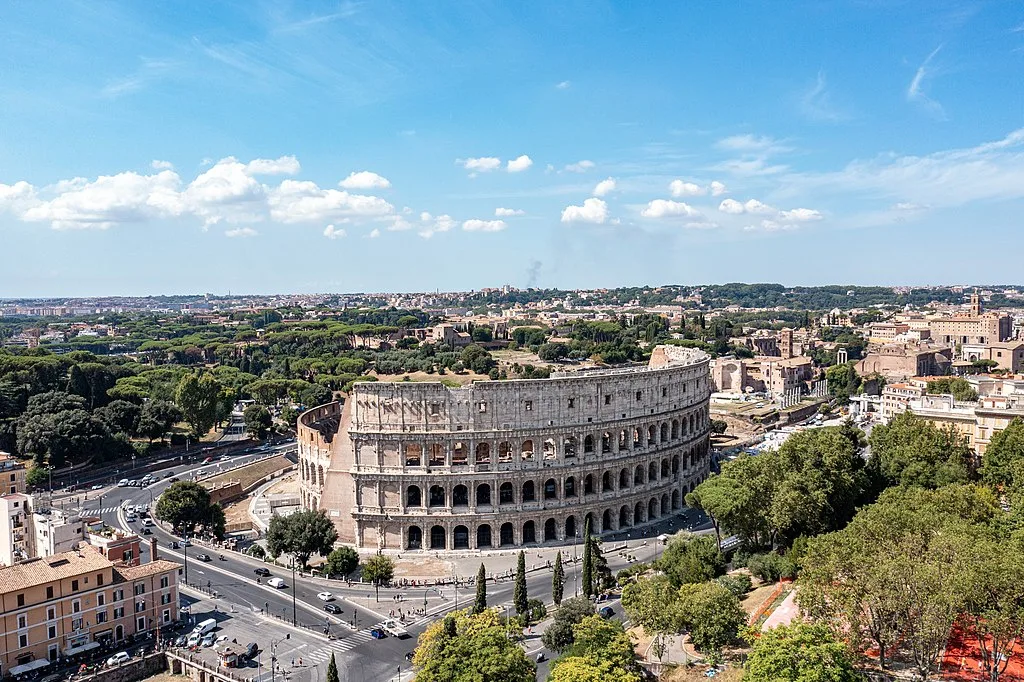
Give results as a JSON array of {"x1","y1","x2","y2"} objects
[{"x1": 2, "y1": 1, "x2": 1024, "y2": 296}]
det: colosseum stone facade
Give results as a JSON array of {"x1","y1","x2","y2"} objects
[{"x1": 296, "y1": 345, "x2": 713, "y2": 552}]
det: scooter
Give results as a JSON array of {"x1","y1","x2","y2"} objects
[{"x1": 218, "y1": 554, "x2": 227, "y2": 561}]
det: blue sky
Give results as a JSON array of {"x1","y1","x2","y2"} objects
[{"x1": 1, "y1": 1, "x2": 1023, "y2": 296}]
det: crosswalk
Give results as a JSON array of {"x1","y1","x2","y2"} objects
[{"x1": 302, "y1": 613, "x2": 435, "y2": 664}]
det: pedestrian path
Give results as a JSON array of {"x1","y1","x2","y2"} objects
[{"x1": 302, "y1": 611, "x2": 438, "y2": 664}]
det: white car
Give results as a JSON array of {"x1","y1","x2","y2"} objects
[
  {"x1": 267, "y1": 577, "x2": 286, "y2": 589},
  {"x1": 106, "y1": 652, "x2": 130, "y2": 666},
  {"x1": 316, "y1": 592, "x2": 334, "y2": 601}
]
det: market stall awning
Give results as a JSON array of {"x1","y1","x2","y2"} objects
[
  {"x1": 9, "y1": 659, "x2": 50, "y2": 676},
  {"x1": 63, "y1": 641, "x2": 101, "y2": 656}
]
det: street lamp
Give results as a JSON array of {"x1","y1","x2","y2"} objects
[
  {"x1": 182, "y1": 536, "x2": 189, "y2": 585},
  {"x1": 290, "y1": 557, "x2": 298, "y2": 625}
]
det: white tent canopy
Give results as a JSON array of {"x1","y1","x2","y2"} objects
[{"x1": 8, "y1": 659, "x2": 50, "y2": 676}]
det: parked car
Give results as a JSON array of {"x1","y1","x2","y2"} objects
[
  {"x1": 90, "y1": 484, "x2": 103, "y2": 490},
  {"x1": 244, "y1": 643, "x2": 259, "y2": 660},
  {"x1": 142, "y1": 528, "x2": 152, "y2": 535},
  {"x1": 253, "y1": 567, "x2": 271, "y2": 577},
  {"x1": 323, "y1": 603, "x2": 342, "y2": 614},
  {"x1": 267, "y1": 577, "x2": 286, "y2": 589},
  {"x1": 201, "y1": 633, "x2": 216, "y2": 647},
  {"x1": 180, "y1": 538, "x2": 191, "y2": 546},
  {"x1": 106, "y1": 652, "x2": 130, "y2": 666},
  {"x1": 316, "y1": 592, "x2": 334, "y2": 601},
  {"x1": 195, "y1": 553, "x2": 212, "y2": 562},
  {"x1": 168, "y1": 477, "x2": 180, "y2": 483},
  {"x1": 369, "y1": 628, "x2": 386, "y2": 639},
  {"x1": 186, "y1": 632, "x2": 203, "y2": 647},
  {"x1": 598, "y1": 606, "x2": 615, "y2": 619},
  {"x1": 174, "y1": 635, "x2": 188, "y2": 647}
]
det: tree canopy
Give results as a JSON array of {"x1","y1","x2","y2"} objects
[
  {"x1": 411, "y1": 610, "x2": 535, "y2": 682},
  {"x1": 265, "y1": 509, "x2": 338, "y2": 569},
  {"x1": 154, "y1": 481, "x2": 225, "y2": 537}
]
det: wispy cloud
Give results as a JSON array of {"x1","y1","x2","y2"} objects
[
  {"x1": 799, "y1": 71, "x2": 848, "y2": 122},
  {"x1": 907, "y1": 45, "x2": 946, "y2": 119},
  {"x1": 101, "y1": 58, "x2": 178, "y2": 98},
  {"x1": 555, "y1": 80, "x2": 571, "y2": 90},
  {"x1": 271, "y1": 3, "x2": 362, "y2": 34}
]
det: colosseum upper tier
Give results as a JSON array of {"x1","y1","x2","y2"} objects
[{"x1": 296, "y1": 345, "x2": 713, "y2": 552}]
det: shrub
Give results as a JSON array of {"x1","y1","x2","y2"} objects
[
  {"x1": 747, "y1": 552, "x2": 796, "y2": 583},
  {"x1": 716, "y1": 573, "x2": 753, "y2": 597}
]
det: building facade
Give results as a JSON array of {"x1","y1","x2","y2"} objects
[
  {"x1": 298, "y1": 345, "x2": 714, "y2": 552},
  {"x1": 0, "y1": 543, "x2": 180, "y2": 676},
  {"x1": 0, "y1": 454, "x2": 26, "y2": 496}
]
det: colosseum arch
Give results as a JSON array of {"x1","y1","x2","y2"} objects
[
  {"x1": 564, "y1": 436, "x2": 577, "y2": 458},
  {"x1": 602, "y1": 509, "x2": 613, "y2": 532},
  {"x1": 634, "y1": 465, "x2": 644, "y2": 485},
  {"x1": 318, "y1": 466, "x2": 325, "y2": 487},
  {"x1": 522, "y1": 440, "x2": 535, "y2": 461},
  {"x1": 522, "y1": 481, "x2": 536, "y2": 502},
  {"x1": 618, "y1": 430, "x2": 628, "y2": 451},
  {"x1": 648, "y1": 461, "x2": 658, "y2": 482},
  {"x1": 661, "y1": 423, "x2": 669, "y2": 443},
  {"x1": 430, "y1": 525, "x2": 446, "y2": 549},
  {"x1": 543, "y1": 439, "x2": 556, "y2": 460},
  {"x1": 407, "y1": 526, "x2": 422, "y2": 549},
  {"x1": 477, "y1": 525, "x2": 492, "y2": 548},
  {"x1": 647, "y1": 425, "x2": 656, "y2": 446},
  {"x1": 648, "y1": 498, "x2": 658, "y2": 520},
  {"x1": 405, "y1": 444, "x2": 422, "y2": 466},
  {"x1": 661, "y1": 459, "x2": 670, "y2": 479},
  {"x1": 661, "y1": 493, "x2": 669, "y2": 515},
  {"x1": 452, "y1": 442, "x2": 468, "y2": 466},
  {"x1": 406, "y1": 485, "x2": 421, "y2": 507},
  {"x1": 476, "y1": 483, "x2": 491, "y2": 506},
  {"x1": 544, "y1": 518, "x2": 557, "y2": 542},
  {"x1": 672, "y1": 489, "x2": 681, "y2": 510},
  {"x1": 428, "y1": 443, "x2": 445, "y2": 467},
  {"x1": 601, "y1": 432, "x2": 612, "y2": 453},
  {"x1": 583, "y1": 435, "x2": 594, "y2": 453},
  {"x1": 619, "y1": 468, "x2": 630, "y2": 489},
  {"x1": 672, "y1": 455, "x2": 680, "y2": 476},
  {"x1": 475, "y1": 442, "x2": 491, "y2": 464},
  {"x1": 500, "y1": 522, "x2": 514, "y2": 546},
  {"x1": 429, "y1": 485, "x2": 445, "y2": 507},
  {"x1": 544, "y1": 478, "x2": 558, "y2": 500},
  {"x1": 522, "y1": 520, "x2": 536, "y2": 544},
  {"x1": 564, "y1": 476, "x2": 577, "y2": 498},
  {"x1": 452, "y1": 485, "x2": 469, "y2": 507},
  {"x1": 602, "y1": 471, "x2": 614, "y2": 492},
  {"x1": 633, "y1": 427, "x2": 643, "y2": 447},
  {"x1": 672, "y1": 419, "x2": 679, "y2": 439},
  {"x1": 584, "y1": 474, "x2": 595, "y2": 495},
  {"x1": 453, "y1": 525, "x2": 470, "y2": 550},
  {"x1": 634, "y1": 501, "x2": 646, "y2": 524},
  {"x1": 619, "y1": 505, "x2": 631, "y2": 528},
  {"x1": 498, "y1": 441, "x2": 513, "y2": 462},
  {"x1": 499, "y1": 482, "x2": 514, "y2": 504},
  {"x1": 565, "y1": 515, "x2": 577, "y2": 539}
]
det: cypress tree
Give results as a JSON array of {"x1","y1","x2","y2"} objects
[
  {"x1": 474, "y1": 562, "x2": 487, "y2": 613},
  {"x1": 326, "y1": 653, "x2": 339, "y2": 682},
  {"x1": 552, "y1": 551, "x2": 564, "y2": 606},
  {"x1": 513, "y1": 551, "x2": 528, "y2": 616},
  {"x1": 582, "y1": 516, "x2": 593, "y2": 598}
]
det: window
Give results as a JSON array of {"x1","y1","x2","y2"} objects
[
  {"x1": 163, "y1": 609, "x2": 171, "y2": 623},
  {"x1": 113, "y1": 589, "x2": 124, "y2": 601},
  {"x1": 47, "y1": 607, "x2": 55, "y2": 620},
  {"x1": 134, "y1": 583, "x2": 145, "y2": 595},
  {"x1": 72, "y1": 617, "x2": 83, "y2": 631},
  {"x1": 19, "y1": 634, "x2": 27, "y2": 648},
  {"x1": 98, "y1": 593, "x2": 106, "y2": 606},
  {"x1": 478, "y1": 402, "x2": 487, "y2": 413},
  {"x1": 636, "y1": 390, "x2": 642, "y2": 401},
  {"x1": 46, "y1": 586, "x2": 53, "y2": 600},
  {"x1": 72, "y1": 600, "x2": 81, "y2": 614},
  {"x1": 114, "y1": 607, "x2": 125, "y2": 619},
  {"x1": 97, "y1": 574, "x2": 104, "y2": 586},
  {"x1": 567, "y1": 398, "x2": 575, "y2": 408},
  {"x1": 96, "y1": 611, "x2": 107, "y2": 623},
  {"x1": 662, "y1": 387, "x2": 668, "y2": 397},
  {"x1": 135, "y1": 600, "x2": 146, "y2": 613},
  {"x1": 137, "y1": 616, "x2": 146, "y2": 631},
  {"x1": 430, "y1": 403, "x2": 439, "y2": 416},
  {"x1": 160, "y1": 577, "x2": 169, "y2": 589},
  {"x1": 71, "y1": 580, "x2": 79, "y2": 592},
  {"x1": 48, "y1": 625, "x2": 57, "y2": 639},
  {"x1": 161, "y1": 593, "x2": 172, "y2": 605},
  {"x1": 16, "y1": 593, "x2": 24, "y2": 607},
  {"x1": 604, "y1": 395, "x2": 611, "y2": 405},
  {"x1": 524, "y1": 400, "x2": 533, "y2": 411},
  {"x1": 18, "y1": 614, "x2": 27, "y2": 629}
]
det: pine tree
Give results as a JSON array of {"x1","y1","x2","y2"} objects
[
  {"x1": 582, "y1": 516, "x2": 594, "y2": 598},
  {"x1": 513, "y1": 551, "x2": 528, "y2": 616},
  {"x1": 474, "y1": 562, "x2": 487, "y2": 613},
  {"x1": 552, "y1": 551, "x2": 564, "y2": 606},
  {"x1": 326, "y1": 653, "x2": 339, "y2": 682}
]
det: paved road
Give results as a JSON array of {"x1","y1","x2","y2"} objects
[{"x1": 86, "y1": 449, "x2": 714, "y2": 681}]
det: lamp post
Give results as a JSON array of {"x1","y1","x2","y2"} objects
[
  {"x1": 291, "y1": 557, "x2": 298, "y2": 625},
  {"x1": 182, "y1": 536, "x2": 189, "y2": 585}
]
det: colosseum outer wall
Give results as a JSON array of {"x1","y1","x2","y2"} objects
[{"x1": 298, "y1": 345, "x2": 714, "y2": 552}]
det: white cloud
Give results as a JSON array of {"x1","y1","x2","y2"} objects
[
  {"x1": 22, "y1": 170, "x2": 184, "y2": 230},
  {"x1": 744, "y1": 199, "x2": 775, "y2": 214},
  {"x1": 560, "y1": 198, "x2": 608, "y2": 224},
  {"x1": 556, "y1": 80, "x2": 571, "y2": 90},
  {"x1": 891, "y1": 202, "x2": 928, "y2": 211},
  {"x1": 225, "y1": 227, "x2": 257, "y2": 238},
  {"x1": 715, "y1": 134, "x2": 788, "y2": 153},
  {"x1": 387, "y1": 216, "x2": 413, "y2": 231},
  {"x1": 506, "y1": 155, "x2": 533, "y2": 173},
  {"x1": 669, "y1": 180, "x2": 704, "y2": 197},
  {"x1": 495, "y1": 207, "x2": 524, "y2": 217},
  {"x1": 744, "y1": 219, "x2": 799, "y2": 233},
  {"x1": 712, "y1": 157, "x2": 789, "y2": 176},
  {"x1": 151, "y1": 160, "x2": 174, "y2": 170},
  {"x1": 323, "y1": 224, "x2": 346, "y2": 239},
  {"x1": 460, "y1": 157, "x2": 502, "y2": 172},
  {"x1": 419, "y1": 213, "x2": 457, "y2": 238},
  {"x1": 710, "y1": 181, "x2": 728, "y2": 196},
  {"x1": 593, "y1": 178, "x2": 616, "y2": 197},
  {"x1": 779, "y1": 208, "x2": 823, "y2": 221},
  {"x1": 718, "y1": 199, "x2": 745, "y2": 214},
  {"x1": 462, "y1": 218, "x2": 507, "y2": 232},
  {"x1": 339, "y1": 171, "x2": 391, "y2": 190},
  {"x1": 564, "y1": 160, "x2": 595, "y2": 173},
  {"x1": 800, "y1": 71, "x2": 847, "y2": 122},
  {"x1": 244, "y1": 156, "x2": 301, "y2": 175},
  {"x1": 366, "y1": 228, "x2": 381, "y2": 239},
  {"x1": 907, "y1": 46, "x2": 945, "y2": 119},
  {"x1": 641, "y1": 199, "x2": 703, "y2": 219},
  {"x1": 267, "y1": 180, "x2": 393, "y2": 223},
  {"x1": 0, "y1": 181, "x2": 38, "y2": 213}
]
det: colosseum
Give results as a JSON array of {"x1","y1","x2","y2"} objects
[{"x1": 296, "y1": 345, "x2": 713, "y2": 552}]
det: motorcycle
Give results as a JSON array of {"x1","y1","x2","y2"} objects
[{"x1": 218, "y1": 554, "x2": 227, "y2": 561}]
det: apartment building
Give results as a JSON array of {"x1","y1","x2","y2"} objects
[
  {"x1": 880, "y1": 382, "x2": 925, "y2": 420},
  {"x1": 0, "y1": 543, "x2": 180, "y2": 676},
  {"x1": 0, "y1": 495, "x2": 32, "y2": 567},
  {"x1": 0, "y1": 453, "x2": 26, "y2": 495}
]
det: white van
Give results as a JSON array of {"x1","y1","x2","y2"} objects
[
  {"x1": 118, "y1": 479, "x2": 130, "y2": 487},
  {"x1": 193, "y1": 618, "x2": 218, "y2": 636},
  {"x1": 143, "y1": 518, "x2": 154, "y2": 527},
  {"x1": 266, "y1": 577, "x2": 286, "y2": 589}
]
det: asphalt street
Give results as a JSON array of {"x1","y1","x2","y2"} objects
[{"x1": 69, "y1": 444, "x2": 714, "y2": 681}]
